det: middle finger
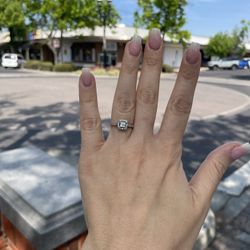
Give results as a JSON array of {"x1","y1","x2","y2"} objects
[{"x1": 133, "y1": 29, "x2": 163, "y2": 136}]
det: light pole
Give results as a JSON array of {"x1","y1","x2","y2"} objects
[{"x1": 97, "y1": 0, "x2": 112, "y2": 68}]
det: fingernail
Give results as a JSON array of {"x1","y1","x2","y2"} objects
[
  {"x1": 148, "y1": 28, "x2": 161, "y2": 50},
  {"x1": 186, "y1": 43, "x2": 200, "y2": 64},
  {"x1": 128, "y1": 35, "x2": 142, "y2": 56},
  {"x1": 231, "y1": 142, "x2": 250, "y2": 160},
  {"x1": 82, "y1": 68, "x2": 92, "y2": 87}
]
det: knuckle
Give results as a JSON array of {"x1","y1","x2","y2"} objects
[
  {"x1": 81, "y1": 94, "x2": 96, "y2": 104},
  {"x1": 144, "y1": 54, "x2": 161, "y2": 67},
  {"x1": 181, "y1": 66, "x2": 198, "y2": 80},
  {"x1": 123, "y1": 61, "x2": 138, "y2": 74},
  {"x1": 164, "y1": 145, "x2": 182, "y2": 167},
  {"x1": 80, "y1": 117, "x2": 100, "y2": 131},
  {"x1": 116, "y1": 93, "x2": 135, "y2": 113},
  {"x1": 209, "y1": 159, "x2": 226, "y2": 181},
  {"x1": 169, "y1": 95, "x2": 192, "y2": 115},
  {"x1": 155, "y1": 137, "x2": 182, "y2": 167},
  {"x1": 138, "y1": 88, "x2": 156, "y2": 104}
]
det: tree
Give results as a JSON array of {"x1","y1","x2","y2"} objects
[
  {"x1": 0, "y1": 0, "x2": 27, "y2": 52},
  {"x1": 134, "y1": 0, "x2": 190, "y2": 43},
  {"x1": 25, "y1": 0, "x2": 120, "y2": 63},
  {"x1": 206, "y1": 21, "x2": 250, "y2": 58},
  {"x1": 205, "y1": 32, "x2": 234, "y2": 58},
  {"x1": 0, "y1": 0, "x2": 120, "y2": 62},
  {"x1": 97, "y1": 0, "x2": 120, "y2": 67},
  {"x1": 97, "y1": 0, "x2": 120, "y2": 28}
]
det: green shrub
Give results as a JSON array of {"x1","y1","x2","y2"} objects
[
  {"x1": 24, "y1": 60, "x2": 40, "y2": 70},
  {"x1": 162, "y1": 64, "x2": 174, "y2": 73},
  {"x1": 53, "y1": 63, "x2": 76, "y2": 72},
  {"x1": 39, "y1": 61, "x2": 53, "y2": 71}
]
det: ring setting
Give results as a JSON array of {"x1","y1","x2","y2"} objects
[{"x1": 111, "y1": 119, "x2": 134, "y2": 131}]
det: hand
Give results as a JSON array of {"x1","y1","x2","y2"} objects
[{"x1": 78, "y1": 29, "x2": 246, "y2": 250}]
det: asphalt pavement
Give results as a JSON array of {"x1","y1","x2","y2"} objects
[
  {"x1": 0, "y1": 67, "x2": 250, "y2": 176},
  {"x1": 200, "y1": 68, "x2": 250, "y2": 81},
  {"x1": 0, "y1": 67, "x2": 250, "y2": 249}
]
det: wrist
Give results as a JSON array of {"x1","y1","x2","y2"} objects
[{"x1": 81, "y1": 234, "x2": 127, "y2": 250}]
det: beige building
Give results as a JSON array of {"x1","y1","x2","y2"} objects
[
  {"x1": 33, "y1": 25, "x2": 210, "y2": 67},
  {"x1": 1, "y1": 25, "x2": 248, "y2": 67}
]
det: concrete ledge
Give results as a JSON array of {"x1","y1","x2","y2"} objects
[
  {"x1": 211, "y1": 191, "x2": 230, "y2": 213},
  {"x1": 0, "y1": 147, "x2": 87, "y2": 250},
  {"x1": 218, "y1": 160, "x2": 250, "y2": 196},
  {"x1": 0, "y1": 147, "x2": 216, "y2": 249}
]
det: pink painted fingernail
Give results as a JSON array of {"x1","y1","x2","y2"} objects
[
  {"x1": 82, "y1": 68, "x2": 92, "y2": 87},
  {"x1": 128, "y1": 35, "x2": 142, "y2": 56},
  {"x1": 231, "y1": 142, "x2": 250, "y2": 160},
  {"x1": 148, "y1": 28, "x2": 161, "y2": 50},
  {"x1": 186, "y1": 43, "x2": 200, "y2": 64}
]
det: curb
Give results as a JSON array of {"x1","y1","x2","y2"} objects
[{"x1": 192, "y1": 100, "x2": 250, "y2": 121}]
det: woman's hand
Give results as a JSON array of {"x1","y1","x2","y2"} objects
[{"x1": 78, "y1": 29, "x2": 247, "y2": 250}]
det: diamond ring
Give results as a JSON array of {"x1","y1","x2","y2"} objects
[{"x1": 111, "y1": 120, "x2": 134, "y2": 131}]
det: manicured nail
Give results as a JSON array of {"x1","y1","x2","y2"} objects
[
  {"x1": 231, "y1": 142, "x2": 250, "y2": 160},
  {"x1": 82, "y1": 68, "x2": 92, "y2": 87},
  {"x1": 128, "y1": 35, "x2": 142, "y2": 56},
  {"x1": 186, "y1": 43, "x2": 200, "y2": 64},
  {"x1": 148, "y1": 28, "x2": 161, "y2": 50}
]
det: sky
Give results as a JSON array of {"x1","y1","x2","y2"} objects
[{"x1": 112, "y1": 0, "x2": 250, "y2": 37}]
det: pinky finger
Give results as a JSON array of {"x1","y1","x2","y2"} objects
[{"x1": 79, "y1": 69, "x2": 104, "y2": 151}]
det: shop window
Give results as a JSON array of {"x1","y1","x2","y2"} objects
[
  {"x1": 83, "y1": 49, "x2": 93, "y2": 63},
  {"x1": 71, "y1": 43, "x2": 96, "y2": 63}
]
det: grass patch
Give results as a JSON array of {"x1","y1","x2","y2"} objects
[{"x1": 54, "y1": 63, "x2": 76, "y2": 72}]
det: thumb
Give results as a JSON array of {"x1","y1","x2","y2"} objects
[{"x1": 190, "y1": 142, "x2": 250, "y2": 206}]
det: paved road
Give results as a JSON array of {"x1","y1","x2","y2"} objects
[
  {"x1": 0, "y1": 67, "x2": 31, "y2": 74},
  {"x1": 1, "y1": 66, "x2": 250, "y2": 79},
  {"x1": 0, "y1": 69, "x2": 249, "y2": 177},
  {"x1": 1, "y1": 68, "x2": 250, "y2": 249},
  {"x1": 200, "y1": 68, "x2": 250, "y2": 80}
]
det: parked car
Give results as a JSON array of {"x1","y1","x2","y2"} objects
[
  {"x1": 208, "y1": 58, "x2": 240, "y2": 70},
  {"x1": 1, "y1": 53, "x2": 24, "y2": 68},
  {"x1": 239, "y1": 59, "x2": 250, "y2": 69},
  {"x1": 243, "y1": 57, "x2": 250, "y2": 68}
]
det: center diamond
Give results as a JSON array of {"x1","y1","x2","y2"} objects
[{"x1": 117, "y1": 120, "x2": 128, "y2": 130}]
